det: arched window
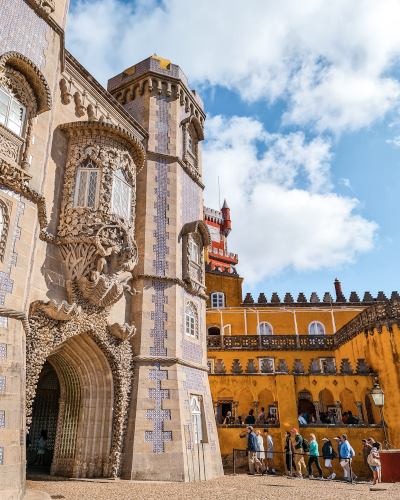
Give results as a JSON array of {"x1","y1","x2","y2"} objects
[
  {"x1": 0, "y1": 85, "x2": 26, "y2": 136},
  {"x1": 188, "y1": 133, "x2": 194, "y2": 153},
  {"x1": 191, "y1": 396, "x2": 202, "y2": 444},
  {"x1": 207, "y1": 326, "x2": 220, "y2": 336},
  {"x1": 112, "y1": 169, "x2": 131, "y2": 218},
  {"x1": 185, "y1": 302, "x2": 198, "y2": 339},
  {"x1": 309, "y1": 321, "x2": 325, "y2": 335},
  {"x1": 190, "y1": 239, "x2": 199, "y2": 264},
  {"x1": 74, "y1": 159, "x2": 100, "y2": 208},
  {"x1": 210, "y1": 292, "x2": 225, "y2": 308},
  {"x1": 258, "y1": 322, "x2": 273, "y2": 335}
]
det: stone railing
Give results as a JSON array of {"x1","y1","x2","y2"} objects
[
  {"x1": 217, "y1": 423, "x2": 280, "y2": 429},
  {"x1": 207, "y1": 300, "x2": 400, "y2": 351},
  {"x1": 0, "y1": 123, "x2": 24, "y2": 165},
  {"x1": 207, "y1": 334, "x2": 334, "y2": 351}
]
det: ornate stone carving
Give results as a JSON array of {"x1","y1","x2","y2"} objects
[
  {"x1": 292, "y1": 359, "x2": 305, "y2": 374},
  {"x1": 74, "y1": 92, "x2": 86, "y2": 117},
  {"x1": 24, "y1": 0, "x2": 55, "y2": 17},
  {"x1": 340, "y1": 358, "x2": 354, "y2": 374},
  {"x1": 107, "y1": 321, "x2": 136, "y2": 341},
  {"x1": 60, "y1": 78, "x2": 72, "y2": 104},
  {"x1": 0, "y1": 196, "x2": 11, "y2": 262},
  {"x1": 356, "y1": 358, "x2": 370, "y2": 374},
  {"x1": 30, "y1": 300, "x2": 81, "y2": 321},
  {"x1": 245, "y1": 359, "x2": 258, "y2": 374},
  {"x1": 214, "y1": 359, "x2": 226, "y2": 374},
  {"x1": 0, "y1": 123, "x2": 24, "y2": 163},
  {"x1": 309, "y1": 358, "x2": 321, "y2": 374},
  {"x1": 325, "y1": 358, "x2": 337, "y2": 374},
  {"x1": 260, "y1": 358, "x2": 274, "y2": 374},
  {"x1": 230, "y1": 359, "x2": 243, "y2": 374},
  {"x1": 276, "y1": 359, "x2": 289, "y2": 373}
]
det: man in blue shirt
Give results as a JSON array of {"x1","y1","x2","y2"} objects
[
  {"x1": 340, "y1": 434, "x2": 357, "y2": 482},
  {"x1": 246, "y1": 426, "x2": 266, "y2": 475}
]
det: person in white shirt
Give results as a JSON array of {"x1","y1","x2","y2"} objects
[
  {"x1": 254, "y1": 430, "x2": 265, "y2": 473},
  {"x1": 298, "y1": 412, "x2": 307, "y2": 425},
  {"x1": 263, "y1": 429, "x2": 276, "y2": 475}
]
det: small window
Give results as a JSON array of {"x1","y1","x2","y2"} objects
[
  {"x1": 207, "y1": 326, "x2": 221, "y2": 336},
  {"x1": 207, "y1": 359, "x2": 215, "y2": 374},
  {"x1": 191, "y1": 396, "x2": 202, "y2": 444},
  {"x1": 319, "y1": 357, "x2": 336, "y2": 373},
  {"x1": 75, "y1": 161, "x2": 100, "y2": 208},
  {"x1": 309, "y1": 321, "x2": 325, "y2": 335},
  {"x1": 211, "y1": 292, "x2": 225, "y2": 308},
  {"x1": 0, "y1": 86, "x2": 26, "y2": 136},
  {"x1": 259, "y1": 357, "x2": 275, "y2": 373},
  {"x1": 185, "y1": 302, "x2": 198, "y2": 339},
  {"x1": 112, "y1": 169, "x2": 131, "y2": 218},
  {"x1": 188, "y1": 134, "x2": 194, "y2": 153},
  {"x1": 258, "y1": 322, "x2": 273, "y2": 335},
  {"x1": 190, "y1": 239, "x2": 199, "y2": 264}
]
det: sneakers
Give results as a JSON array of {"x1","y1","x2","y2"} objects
[
  {"x1": 247, "y1": 472, "x2": 255, "y2": 475},
  {"x1": 294, "y1": 475, "x2": 303, "y2": 479},
  {"x1": 308, "y1": 475, "x2": 314, "y2": 479},
  {"x1": 331, "y1": 473, "x2": 336, "y2": 480},
  {"x1": 317, "y1": 477, "x2": 323, "y2": 480},
  {"x1": 261, "y1": 469, "x2": 268, "y2": 476}
]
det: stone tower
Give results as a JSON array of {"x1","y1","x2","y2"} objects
[{"x1": 108, "y1": 56, "x2": 223, "y2": 481}]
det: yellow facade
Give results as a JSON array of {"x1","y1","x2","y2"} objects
[{"x1": 205, "y1": 273, "x2": 397, "y2": 476}]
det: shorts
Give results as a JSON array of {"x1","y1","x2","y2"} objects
[
  {"x1": 325, "y1": 459, "x2": 332, "y2": 467},
  {"x1": 267, "y1": 452, "x2": 273, "y2": 459},
  {"x1": 370, "y1": 465, "x2": 381, "y2": 471}
]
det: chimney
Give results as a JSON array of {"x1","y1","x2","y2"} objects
[{"x1": 334, "y1": 278, "x2": 346, "y2": 302}]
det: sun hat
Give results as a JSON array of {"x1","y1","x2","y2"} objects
[
  {"x1": 334, "y1": 436, "x2": 341, "y2": 440},
  {"x1": 290, "y1": 428, "x2": 298, "y2": 434},
  {"x1": 322, "y1": 437, "x2": 329, "y2": 441}
]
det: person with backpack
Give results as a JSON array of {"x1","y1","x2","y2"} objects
[
  {"x1": 339, "y1": 434, "x2": 357, "y2": 482},
  {"x1": 291, "y1": 428, "x2": 308, "y2": 478},
  {"x1": 367, "y1": 441, "x2": 382, "y2": 485},
  {"x1": 322, "y1": 437, "x2": 337, "y2": 479},
  {"x1": 308, "y1": 434, "x2": 323, "y2": 479}
]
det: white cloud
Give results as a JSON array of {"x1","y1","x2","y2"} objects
[
  {"x1": 340, "y1": 178, "x2": 354, "y2": 191},
  {"x1": 67, "y1": 0, "x2": 400, "y2": 133},
  {"x1": 203, "y1": 116, "x2": 378, "y2": 284},
  {"x1": 386, "y1": 135, "x2": 400, "y2": 147}
]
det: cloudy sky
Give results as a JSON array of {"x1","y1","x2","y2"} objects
[{"x1": 67, "y1": 0, "x2": 400, "y2": 300}]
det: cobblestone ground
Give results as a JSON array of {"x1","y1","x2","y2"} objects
[{"x1": 26, "y1": 474, "x2": 400, "y2": 500}]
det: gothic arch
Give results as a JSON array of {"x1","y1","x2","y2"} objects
[{"x1": 0, "y1": 51, "x2": 52, "y2": 114}]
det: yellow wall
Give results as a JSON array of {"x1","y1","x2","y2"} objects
[{"x1": 205, "y1": 273, "x2": 243, "y2": 308}]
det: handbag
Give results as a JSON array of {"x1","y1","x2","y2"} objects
[{"x1": 367, "y1": 451, "x2": 380, "y2": 467}]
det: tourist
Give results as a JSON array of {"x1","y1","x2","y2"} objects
[
  {"x1": 368, "y1": 441, "x2": 382, "y2": 485},
  {"x1": 346, "y1": 411, "x2": 356, "y2": 425},
  {"x1": 339, "y1": 434, "x2": 357, "y2": 482},
  {"x1": 246, "y1": 426, "x2": 265, "y2": 475},
  {"x1": 291, "y1": 428, "x2": 308, "y2": 479},
  {"x1": 34, "y1": 429, "x2": 47, "y2": 466},
  {"x1": 263, "y1": 429, "x2": 276, "y2": 475},
  {"x1": 298, "y1": 412, "x2": 307, "y2": 425},
  {"x1": 334, "y1": 436, "x2": 348, "y2": 481},
  {"x1": 303, "y1": 412, "x2": 309, "y2": 423},
  {"x1": 284, "y1": 431, "x2": 296, "y2": 476},
  {"x1": 223, "y1": 411, "x2": 233, "y2": 424},
  {"x1": 322, "y1": 437, "x2": 336, "y2": 479},
  {"x1": 266, "y1": 412, "x2": 276, "y2": 424},
  {"x1": 362, "y1": 439, "x2": 372, "y2": 467},
  {"x1": 254, "y1": 430, "x2": 265, "y2": 473},
  {"x1": 258, "y1": 407, "x2": 266, "y2": 423},
  {"x1": 240, "y1": 413, "x2": 247, "y2": 425},
  {"x1": 308, "y1": 434, "x2": 323, "y2": 479},
  {"x1": 342, "y1": 412, "x2": 348, "y2": 424},
  {"x1": 328, "y1": 410, "x2": 337, "y2": 424},
  {"x1": 320, "y1": 412, "x2": 331, "y2": 424},
  {"x1": 245, "y1": 409, "x2": 256, "y2": 425}
]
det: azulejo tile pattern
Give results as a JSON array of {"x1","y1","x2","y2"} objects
[
  {"x1": 0, "y1": 194, "x2": 24, "y2": 328},
  {"x1": 0, "y1": 0, "x2": 49, "y2": 69},
  {"x1": 150, "y1": 281, "x2": 168, "y2": 357},
  {"x1": 0, "y1": 343, "x2": 5, "y2": 359},
  {"x1": 0, "y1": 410, "x2": 4, "y2": 428},
  {"x1": 0, "y1": 375, "x2": 5, "y2": 393},
  {"x1": 145, "y1": 363, "x2": 172, "y2": 453},
  {"x1": 0, "y1": 446, "x2": 3, "y2": 465},
  {"x1": 155, "y1": 96, "x2": 170, "y2": 154}
]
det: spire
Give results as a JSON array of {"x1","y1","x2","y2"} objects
[{"x1": 222, "y1": 198, "x2": 229, "y2": 209}]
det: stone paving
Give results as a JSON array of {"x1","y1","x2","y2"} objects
[{"x1": 26, "y1": 474, "x2": 400, "y2": 500}]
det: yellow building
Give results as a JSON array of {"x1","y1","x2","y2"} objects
[{"x1": 204, "y1": 207, "x2": 398, "y2": 477}]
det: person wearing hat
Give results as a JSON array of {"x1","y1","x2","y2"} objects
[
  {"x1": 223, "y1": 411, "x2": 233, "y2": 425},
  {"x1": 246, "y1": 426, "x2": 266, "y2": 475},
  {"x1": 322, "y1": 437, "x2": 337, "y2": 479},
  {"x1": 333, "y1": 437, "x2": 347, "y2": 480},
  {"x1": 291, "y1": 428, "x2": 308, "y2": 479}
]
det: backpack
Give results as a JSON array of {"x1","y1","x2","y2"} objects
[
  {"x1": 367, "y1": 450, "x2": 380, "y2": 467},
  {"x1": 302, "y1": 438, "x2": 310, "y2": 453}
]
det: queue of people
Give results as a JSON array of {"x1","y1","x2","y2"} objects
[
  {"x1": 298, "y1": 409, "x2": 361, "y2": 425},
  {"x1": 239, "y1": 424, "x2": 382, "y2": 482}
]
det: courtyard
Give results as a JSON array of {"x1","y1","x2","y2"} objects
[{"x1": 26, "y1": 474, "x2": 398, "y2": 500}]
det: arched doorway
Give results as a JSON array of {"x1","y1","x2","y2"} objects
[
  {"x1": 27, "y1": 363, "x2": 60, "y2": 468},
  {"x1": 297, "y1": 389, "x2": 315, "y2": 422},
  {"x1": 365, "y1": 393, "x2": 375, "y2": 424}
]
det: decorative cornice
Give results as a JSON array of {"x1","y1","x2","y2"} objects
[
  {"x1": 60, "y1": 121, "x2": 146, "y2": 173},
  {"x1": 131, "y1": 274, "x2": 208, "y2": 300},
  {"x1": 0, "y1": 305, "x2": 29, "y2": 335},
  {"x1": 131, "y1": 355, "x2": 209, "y2": 372},
  {"x1": 146, "y1": 150, "x2": 205, "y2": 189},
  {"x1": 24, "y1": 0, "x2": 55, "y2": 20}
]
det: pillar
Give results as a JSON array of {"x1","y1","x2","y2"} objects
[
  {"x1": 273, "y1": 401, "x2": 279, "y2": 422},
  {"x1": 334, "y1": 401, "x2": 343, "y2": 423},
  {"x1": 313, "y1": 401, "x2": 321, "y2": 424},
  {"x1": 234, "y1": 401, "x2": 239, "y2": 424},
  {"x1": 253, "y1": 401, "x2": 259, "y2": 422},
  {"x1": 213, "y1": 401, "x2": 218, "y2": 423},
  {"x1": 355, "y1": 401, "x2": 365, "y2": 424}
]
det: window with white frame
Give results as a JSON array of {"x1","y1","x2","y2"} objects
[
  {"x1": 258, "y1": 357, "x2": 275, "y2": 373},
  {"x1": 190, "y1": 239, "x2": 199, "y2": 264},
  {"x1": 191, "y1": 396, "x2": 203, "y2": 444},
  {"x1": 309, "y1": 321, "x2": 326, "y2": 335},
  {"x1": 319, "y1": 357, "x2": 336, "y2": 374},
  {"x1": 207, "y1": 359, "x2": 215, "y2": 374},
  {"x1": 75, "y1": 160, "x2": 100, "y2": 208},
  {"x1": 211, "y1": 292, "x2": 225, "y2": 308},
  {"x1": 258, "y1": 322, "x2": 273, "y2": 335},
  {"x1": 185, "y1": 302, "x2": 198, "y2": 339},
  {"x1": 188, "y1": 133, "x2": 194, "y2": 153},
  {"x1": 112, "y1": 169, "x2": 131, "y2": 218},
  {"x1": 0, "y1": 86, "x2": 26, "y2": 136}
]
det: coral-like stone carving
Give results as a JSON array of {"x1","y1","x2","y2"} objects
[
  {"x1": 292, "y1": 359, "x2": 305, "y2": 374},
  {"x1": 260, "y1": 358, "x2": 274, "y2": 374},
  {"x1": 214, "y1": 359, "x2": 226, "y2": 374},
  {"x1": 325, "y1": 358, "x2": 337, "y2": 374},
  {"x1": 356, "y1": 359, "x2": 370, "y2": 374},
  {"x1": 340, "y1": 358, "x2": 354, "y2": 374},
  {"x1": 107, "y1": 321, "x2": 136, "y2": 341},
  {"x1": 276, "y1": 359, "x2": 289, "y2": 373},
  {"x1": 245, "y1": 359, "x2": 258, "y2": 374},
  {"x1": 60, "y1": 78, "x2": 72, "y2": 104},
  {"x1": 230, "y1": 359, "x2": 243, "y2": 374},
  {"x1": 181, "y1": 220, "x2": 210, "y2": 299},
  {"x1": 31, "y1": 299, "x2": 81, "y2": 321},
  {"x1": 309, "y1": 358, "x2": 321, "y2": 374}
]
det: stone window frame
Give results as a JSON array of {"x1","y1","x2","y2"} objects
[
  {"x1": 189, "y1": 394, "x2": 208, "y2": 444},
  {"x1": 309, "y1": 320, "x2": 326, "y2": 335},
  {"x1": 111, "y1": 169, "x2": 132, "y2": 219},
  {"x1": 207, "y1": 358, "x2": 215, "y2": 374},
  {"x1": 73, "y1": 159, "x2": 101, "y2": 209},
  {"x1": 257, "y1": 356, "x2": 276, "y2": 374},
  {"x1": 0, "y1": 197, "x2": 11, "y2": 262},
  {"x1": 0, "y1": 84, "x2": 27, "y2": 137},
  {"x1": 318, "y1": 356, "x2": 336, "y2": 374},
  {"x1": 258, "y1": 321, "x2": 273, "y2": 336},
  {"x1": 185, "y1": 300, "x2": 199, "y2": 340}
]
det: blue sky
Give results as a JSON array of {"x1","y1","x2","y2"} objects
[{"x1": 67, "y1": 0, "x2": 400, "y2": 300}]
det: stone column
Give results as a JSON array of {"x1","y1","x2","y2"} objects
[
  {"x1": 213, "y1": 401, "x2": 218, "y2": 423},
  {"x1": 313, "y1": 401, "x2": 322, "y2": 424},
  {"x1": 234, "y1": 401, "x2": 240, "y2": 424},
  {"x1": 274, "y1": 401, "x2": 279, "y2": 423},
  {"x1": 355, "y1": 401, "x2": 365, "y2": 424},
  {"x1": 334, "y1": 401, "x2": 343, "y2": 423},
  {"x1": 254, "y1": 401, "x2": 259, "y2": 422}
]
